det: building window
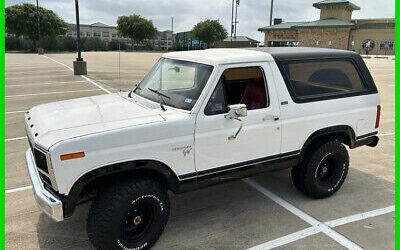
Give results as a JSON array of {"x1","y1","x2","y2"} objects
[
  {"x1": 93, "y1": 32, "x2": 101, "y2": 37},
  {"x1": 112, "y1": 33, "x2": 117, "y2": 38},
  {"x1": 102, "y1": 32, "x2": 109, "y2": 37},
  {"x1": 86, "y1": 32, "x2": 91, "y2": 37}
]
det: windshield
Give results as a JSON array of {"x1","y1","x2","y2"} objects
[{"x1": 133, "y1": 58, "x2": 214, "y2": 111}]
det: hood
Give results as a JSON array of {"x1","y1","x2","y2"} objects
[{"x1": 26, "y1": 93, "x2": 165, "y2": 148}]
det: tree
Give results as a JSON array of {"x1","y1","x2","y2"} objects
[
  {"x1": 191, "y1": 19, "x2": 227, "y2": 47},
  {"x1": 117, "y1": 14, "x2": 157, "y2": 50},
  {"x1": 5, "y1": 3, "x2": 68, "y2": 51}
]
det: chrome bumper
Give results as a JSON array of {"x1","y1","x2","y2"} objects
[{"x1": 25, "y1": 148, "x2": 64, "y2": 222}]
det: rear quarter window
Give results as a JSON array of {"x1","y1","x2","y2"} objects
[{"x1": 281, "y1": 59, "x2": 368, "y2": 102}]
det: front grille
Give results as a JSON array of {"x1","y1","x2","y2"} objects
[
  {"x1": 26, "y1": 130, "x2": 55, "y2": 190},
  {"x1": 38, "y1": 171, "x2": 52, "y2": 187},
  {"x1": 33, "y1": 148, "x2": 49, "y2": 174}
]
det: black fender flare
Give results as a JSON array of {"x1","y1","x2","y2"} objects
[
  {"x1": 63, "y1": 160, "x2": 181, "y2": 217},
  {"x1": 299, "y1": 125, "x2": 355, "y2": 159}
]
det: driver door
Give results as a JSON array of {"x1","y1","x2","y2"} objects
[{"x1": 194, "y1": 64, "x2": 281, "y2": 174}]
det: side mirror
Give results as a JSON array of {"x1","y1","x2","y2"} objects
[{"x1": 225, "y1": 104, "x2": 247, "y2": 121}]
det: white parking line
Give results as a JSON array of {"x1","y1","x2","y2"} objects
[
  {"x1": 5, "y1": 80, "x2": 87, "y2": 87},
  {"x1": 325, "y1": 205, "x2": 395, "y2": 227},
  {"x1": 378, "y1": 132, "x2": 395, "y2": 137},
  {"x1": 244, "y1": 179, "x2": 364, "y2": 250},
  {"x1": 5, "y1": 185, "x2": 32, "y2": 194},
  {"x1": 5, "y1": 136, "x2": 27, "y2": 142},
  {"x1": 5, "y1": 89, "x2": 100, "y2": 98},
  {"x1": 248, "y1": 227, "x2": 320, "y2": 250},
  {"x1": 5, "y1": 110, "x2": 27, "y2": 114},
  {"x1": 81, "y1": 75, "x2": 112, "y2": 94},
  {"x1": 247, "y1": 205, "x2": 394, "y2": 250},
  {"x1": 42, "y1": 55, "x2": 112, "y2": 94},
  {"x1": 5, "y1": 74, "x2": 73, "y2": 80}
]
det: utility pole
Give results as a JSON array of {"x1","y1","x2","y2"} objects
[
  {"x1": 35, "y1": 0, "x2": 43, "y2": 54},
  {"x1": 171, "y1": 17, "x2": 174, "y2": 49},
  {"x1": 269, "y1": 0, "x2": 274, "y2": 26},
  {"x1": 231, "y1": 0, "x2": 235, "y2": 38},
  {"x1": 73, "y1": 0, "x2": 87, "y2": 75},
  {"x1": 166, "y1": 33, "x2": 169, "y2": 51},
  {"x1": 234, "y1": 0, "x2": 239, "y2": 38}
]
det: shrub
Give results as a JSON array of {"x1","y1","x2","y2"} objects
[
  {"x1": 39, "y1": 36, "x2": 60, "y2": 51},
  {"x1": 108, "y1": 39, "x2": 127, "y2": 51},
  {"x1": 5, "y1": 36, "x2": 33, "y2": 51},
  {"x1": 83, "y1": 37, "x2": 107, "y2": 51},
  {"x1": 59, "y1": 36, "x2": 77, "y2": 51}
]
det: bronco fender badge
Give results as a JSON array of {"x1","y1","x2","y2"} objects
[{"x1": 172, "y1": 145, "x2": 192, "y2": 156}]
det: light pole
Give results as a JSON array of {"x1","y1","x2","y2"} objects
[
  {"x1": 230, "y1": 0, "x2": 234, "y2": 47},
  {"x1": 269, "y1": 0, "x2": 274, "y2": 26},
  {"x1": 234, "y1": 0, "x2": 240, "y2": 38},
  {"x1": 36, "y1": 0, "x2": 44, "y2": 54},
  {"x1": 231, "y1": 0, "x2": 234, "y2": 37},
  {"x1": 73, "y1": 0, "x2": 87, "y2": 75}
]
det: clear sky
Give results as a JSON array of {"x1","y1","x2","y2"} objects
[{"x1": 5, "y1": 0, "x2": 395, "y2": 44}]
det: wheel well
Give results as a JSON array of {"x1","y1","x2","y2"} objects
[
  {"x1": 300, "y1": 127, "x2": 354, "y2": 161},
  {"x1": 85, "y1": 168, "x2": 173, "y2": 194},
  {"x1": 68, "y1": 160, "x2": 180, "y2": 208}
]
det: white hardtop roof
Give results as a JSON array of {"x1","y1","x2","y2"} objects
[{"x1": 162, "y1": 48, "x2": 274, "y2": 65}]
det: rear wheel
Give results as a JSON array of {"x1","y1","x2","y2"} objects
[
  {"x1": 87, "y1": 178, "x2": 170, "y2": 250},
  {"x1": 291, "y1": 140, "x2": 349, "y2": 198}
]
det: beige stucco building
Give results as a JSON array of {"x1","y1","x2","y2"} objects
[{"x1": 258, "y1": 0, "x2": 395, "y2": 55}]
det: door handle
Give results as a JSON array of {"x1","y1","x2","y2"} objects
[{"x1": 263, "y1": 115, "x2": 279, "y2": 121}]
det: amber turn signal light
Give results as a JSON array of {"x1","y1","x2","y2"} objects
[{"x1": 60, "y1": 152, "x2": 85, "y2": 161}]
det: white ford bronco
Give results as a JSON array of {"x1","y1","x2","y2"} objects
[{"x1": 25, "y1": 47, "x2": 380, "y2": 250}]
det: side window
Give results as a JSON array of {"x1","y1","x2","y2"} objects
[
  {"x1": 204, "y1": 77, "x2": 227, "y2": 115},
  {"x1": 283, "y1": 60, "x2": 367, "y2": 100},
  {"x1": 205, "y1": 66, "x2": 268, "y2": 115}
]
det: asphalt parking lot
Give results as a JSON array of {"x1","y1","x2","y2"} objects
[{"x1": 5, "y1": 51, "x2": 395, "y2": 250}]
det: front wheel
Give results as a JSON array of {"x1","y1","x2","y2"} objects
[
  {"x1": 291, "y1": 140, "x2": 349, "y2": 199},
  {"x1": 87, "y1": 178, "x2": 170, "y2": 250}
]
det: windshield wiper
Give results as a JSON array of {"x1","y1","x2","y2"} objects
[{"x1": 148, "y1": 88, "x2": 170, "y2": 111}]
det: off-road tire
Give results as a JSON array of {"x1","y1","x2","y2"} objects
[
  {"x1": 291, "y1": 140, "x2": 349, "y2": 199},
  {"x1": 87, "y1": 178, "x2": 170, "y2": 250}
]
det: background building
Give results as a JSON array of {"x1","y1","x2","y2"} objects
[
  {"x1": 174, "y1": 31, "x2": 205, "y2": 50},
  {"x1": 214, "y1": 36, "x2": 260, "y2": 48},
  {"x1": 258, "y1": 0, "x2": 395, "y2": 55},
  {"x1": 67, "y1": 22, "x2": 174, "y2": 50},
  {"x1": 68, "y1": 22, "x2": 117, "y2": 42},
  {"x1": 151, "y1": 30, "x2": 174, "y2": 50}
]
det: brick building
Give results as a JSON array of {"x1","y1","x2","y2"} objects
[{"x1": 258, "y1": 0, "x2": 395, "y2": 55}]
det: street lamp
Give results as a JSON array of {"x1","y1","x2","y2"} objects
[
  {"x1": 73, "y1": 0, "x2": 87, "y2": 75},
  {"x1": 36, "y1": 0, "x2": 44, "y2": 54},
  {"x1": 269, "y1": 0, "x2": 274, "y2": 26}
]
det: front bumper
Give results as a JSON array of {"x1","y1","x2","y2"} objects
[{"x1": 25, "y1": 148, "x2": 64, "y2": 222}]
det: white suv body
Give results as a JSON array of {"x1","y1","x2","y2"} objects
[{"x1": 25, "y1": 48, "x2": 380, "y2": 249}]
